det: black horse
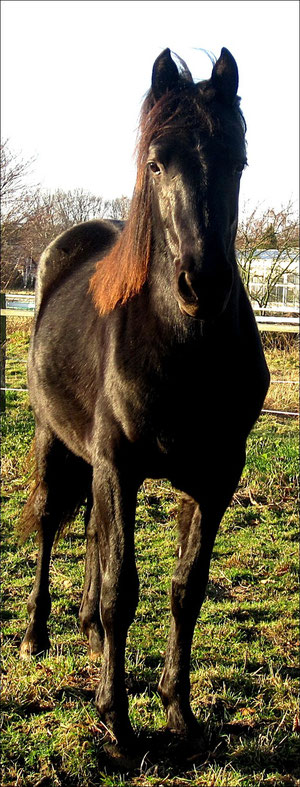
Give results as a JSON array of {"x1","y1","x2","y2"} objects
[{"x1": 20, "y1": 48, "x2": 269, "y2": 751}]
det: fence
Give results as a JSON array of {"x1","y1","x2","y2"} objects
[
  {"x1": 253, "y1": 304, "x2": 299, "y2": 333},
  {"x1": 1, "y1": 294, "x2": 299, "y2": 417}
]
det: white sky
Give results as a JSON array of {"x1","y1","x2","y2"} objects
[{"x1": 1, "y1": 0, "x2": 299, "y2": 212}]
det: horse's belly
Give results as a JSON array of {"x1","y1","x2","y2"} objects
[{"x1": 28, "y1": 363, "x2": 94, "y2": 464}]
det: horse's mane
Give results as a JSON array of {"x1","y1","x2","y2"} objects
[{"x1": 90, "y1": 68, "x2": 245, "y2": 316}]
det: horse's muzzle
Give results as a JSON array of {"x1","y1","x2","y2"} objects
[{"x1": 176, "y1": 262, "x2": 233, "y2": 321}]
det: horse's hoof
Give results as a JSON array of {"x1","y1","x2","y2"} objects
[
  {"x1": 164, "y1": 706, "x2": 206, "y2": 760},
  {"x1": 180, "y1": 732, "x2": 206, "y2": 762},
  {"x1": 20, "y1": 641, "x2": 49, "y2": 659},
  {"x1": 103, "y1": 741, "x2": 141, "y2": 769},
  {"x1": 88, "y1": 626, "x2": 104, "y2": 660},
  {"x1": 88, "y1": 647, "x2": 102, "y2": 661},
  {"x1": 20, "y1": 629, "x2": 51, "y2": 659},
  {"x1": 165, "y1": 725, "x2": 206, "y2": 762},
  {"x1": 20, "y1": 640, "x2": 34, "y2": 659},
  {"x1": 166, "y1": 706, "x2": 201, "y2": 739}
]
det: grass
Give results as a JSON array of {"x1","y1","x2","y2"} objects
[
  {"x1": 262, "y1": 334, "x2": 299, "y2": 415},
  {"x1": 1, "y1": 318, "x2": 299, "y2": 787}
]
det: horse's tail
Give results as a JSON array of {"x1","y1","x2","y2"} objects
[
  {"x1": 17, "y1": 441, "x2": 40, "y2": 543},
  {"x1": 17, "y1": 440, "x2": 92, "y2": 544}
]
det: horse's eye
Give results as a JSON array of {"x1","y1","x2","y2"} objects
[{"x1": 149, "y1": 161, "x2": 161, "y2": 175}]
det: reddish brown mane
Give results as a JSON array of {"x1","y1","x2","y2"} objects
[
  {"x1": 89, "y1": 80, "x2": 202, "y2": 316},
  {"x1": 89, "y1": 171, "x2": 152, "y2": 315}
]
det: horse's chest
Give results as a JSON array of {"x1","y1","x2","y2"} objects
[
  {"x1": 120, "y1": 367, "x2": 227, "y2": 448},
  {"x1": 110, "y1": 343, "x2": 265, "y2": 457}
]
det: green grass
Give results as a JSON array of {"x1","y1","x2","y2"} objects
[{"x1": 1, "y1": 321, "x2": 299, "y2": 786}]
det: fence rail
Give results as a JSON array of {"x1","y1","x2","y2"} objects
[
  {"x1": 1, "y1": 300, "x2": 299, "y2": 330},
  {"x1": 1, "y1": 295, "x2": 299, "y2": 417},
  {"x1": 253, "y1": 305, "x2": 299, "y2": 314}
]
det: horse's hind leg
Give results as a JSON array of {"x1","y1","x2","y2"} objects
[
  {"x1": 20, "y1": 425, "x2": 91, "y2": 658},
  {"x1": 79, "y1": 493, "x2": 104, "y2": 658},
  {"x1": 92, "y1": 456, "x2": 139, "y2": 748}
]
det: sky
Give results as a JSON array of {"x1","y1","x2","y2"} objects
[{"x1": 1, "y1": 0, "x2": 299, "y2": 213}]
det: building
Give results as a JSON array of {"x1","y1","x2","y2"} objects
[{"x1": 237, "y1": 249, "x2": 299, "y2": 311}]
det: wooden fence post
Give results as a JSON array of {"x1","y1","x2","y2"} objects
[{"x1": 1, "y1": 292, "x2": 6, "y2": 414}]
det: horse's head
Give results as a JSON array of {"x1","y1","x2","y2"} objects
[
  {"x1": 90, "y1": 47, "x2": 247, "y2": 319},
  {"x1": 142, "y1": 47, "x2": 247, "y2": 321}
]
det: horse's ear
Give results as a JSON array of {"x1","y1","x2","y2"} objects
[
  {"x1": 152, "y1": 48, "x2": 179, "y2": 100},
  {"x1": 211, "y1": 47, "x2": 238, "y2": 104}
]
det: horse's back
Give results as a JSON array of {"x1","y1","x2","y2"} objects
[{"x1": 35, "y1": 219, "x2": 124, "y2": 314}]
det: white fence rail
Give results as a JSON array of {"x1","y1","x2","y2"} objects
[
  {"x1": 1, "y1": 295, "x2": 299, "y2": 330},
  {"x1": 253, "y1": 305, "x2": 299, "y2": 314},
  {"x1": 255, "y1": 315, "x2": 299, "y2": 326}
]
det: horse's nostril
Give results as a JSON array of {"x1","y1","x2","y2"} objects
[{"x1": 177, "y1": 271, "x2": 198, "y2": 303}]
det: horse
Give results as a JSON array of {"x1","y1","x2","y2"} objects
[{"x1": 19, "y1": 47, "x2": 270, "y2": 752}]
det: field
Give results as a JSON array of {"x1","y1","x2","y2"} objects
[{"x1": 1, "y1": 318, "x2": 299, "y2": 787}]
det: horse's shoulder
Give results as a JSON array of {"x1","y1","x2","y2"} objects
[{"x1": 35, "y1": 219, "x2": 124, "y2": 313}]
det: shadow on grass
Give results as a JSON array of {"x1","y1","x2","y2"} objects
[
  {"x1": 225, "y1": 605, "x2": 280, "y2": 623},
  {"x1": 2, "y1": 691, "x2": 299, "y2": 783},
  {"x1": 98, "y1": 724, "x2": 299, "y2": 782}
]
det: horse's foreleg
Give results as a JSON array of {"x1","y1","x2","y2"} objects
[
  {"x1": 79, "y1": 495, "x2": 104, "y2": 658},
  {"x1": 93, "y1": 459, "x2": 139, "y2": 748},
  {"x1": 158, "y1": 497, "x2": 218, "y2": 738},
  {"x1": 159, "y1": 448, "x2": 245, "y2": 740}
]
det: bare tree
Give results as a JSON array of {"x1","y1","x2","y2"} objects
[
  {"x1": 19, "y1": 188, "x2": 109, "y2": 267},
  {"x1": 20, "y1": 191, "x2": 61, "y2": 264},
  {"x1": 19, "y1": 190, "x2": 129, "y2": 281},
  {"x1": 1, "y1": 140, "x2": 38, "y2": 288},
  {"x1": 107, "y1": 195, "x2": 131, "y2": 221},
  {"x1": 1, "y1": 141, "x2": 131, "y2": 290},
  {"x1": 1, "y1": 181, "x2": 110, "y2": 288},
  {"x1": 0, "y1": 139, "x2": 36, "y2": 207},
  {"x1": 50, "y1": 188, "x2": 109, "y2": 227},
  {"x1": 236, "y1": 201, "x2": 299, "y2": 310}
]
